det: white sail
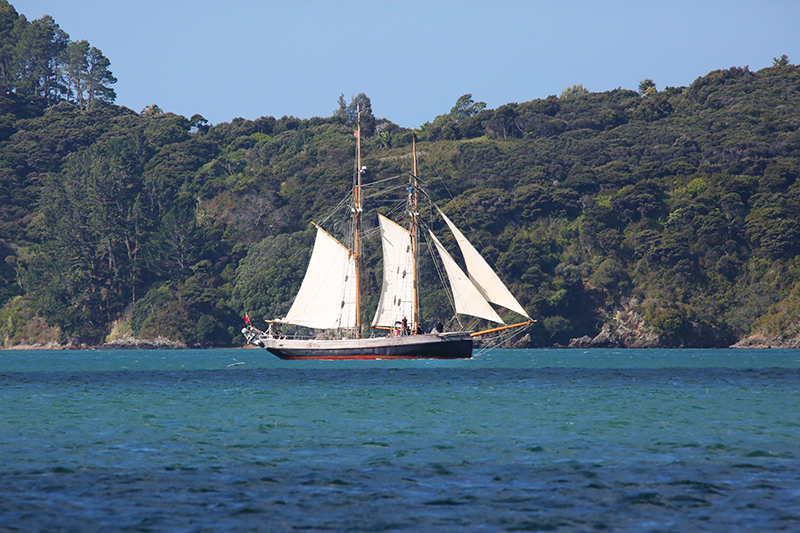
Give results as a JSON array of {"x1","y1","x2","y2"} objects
[
  {"x1": 281, "y1": 226, "x2": 357, "y2": 329},
  {"x1": 438, "y1": 208, "x2": 530, "y2": 319},
  {"x1": 429, "y1": 230, "x2": 504, "y2": 324},
  {"x1": 372, "y1": 215, "x2": 416, "y2": 328}
]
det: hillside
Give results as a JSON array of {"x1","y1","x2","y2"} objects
[{"x1": 2, "y1": 5, "x2": 800, "y2": 349}]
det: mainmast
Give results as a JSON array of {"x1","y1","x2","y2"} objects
[
  {"x1": 353, "y1": 107, "x2": 363, "y2": 337},
  {"x1": 410, "y1": 132, "x2": 421, "y2": 333}
]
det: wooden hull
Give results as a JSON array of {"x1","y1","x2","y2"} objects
[{"x1": 261, "y1": 333, "x2": 473, "y2": 360}]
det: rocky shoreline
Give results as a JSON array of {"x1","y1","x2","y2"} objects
[
  {"x1": 729, "y1": 331, "x2": 800, "y2": 349},
  {"x1": 2, "y1": 337, "x2": 189, "y2": 350},
  {"x1": 100, "y1": 337, "x2": 189, "y2": 350},
  {"x1": 3, "y1": 328, "x2": 799, "y2": 351}
]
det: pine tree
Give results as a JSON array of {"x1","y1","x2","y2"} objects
[
  {"x1": 0, "y1": 0, "x2": 19, "y2": 92},
  {"x1": 64, "y1": 39, "x2": 89, "y2": 109},
  {"x1": 86, "y1": 46, "x2": 116, "y2": 107}
]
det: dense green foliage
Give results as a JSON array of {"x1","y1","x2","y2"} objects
[
  {"x1": 0, "y1": 1, "x2": 116, "y2": 110},
  {"x1": 1, "y1": 4, "x2": 799, "y2": 347}
]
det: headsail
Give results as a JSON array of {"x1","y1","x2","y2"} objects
[
  {"x1": 429, "y1": 230, "x2": 504, "y2": 324},
  {"x1": 281, "y1": 226, "x2": 358, "y2": 329},
  {"x1": 372, "y1": 215, "x2": 416, "y2": 328},
  {"x1": 437, "y1": 207, "x2": 530, "y2": 319}
]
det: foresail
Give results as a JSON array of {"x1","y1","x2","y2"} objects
[
  {"x1": 282, "y1": 226, "x2": 357, "y2": 329},
  {"x1": 429, "y1": 230, "x2": 504, "y2": 324},
  {"x1": 372, "y1": 215, "x2": 416, "y2": 328},
  {"x1": 438, "y1": 208, "x2": 530, "y2": 319}
]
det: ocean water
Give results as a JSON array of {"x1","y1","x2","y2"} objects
[{"x1": 1, "y1": 348, "x2": 799, "y2": 532}]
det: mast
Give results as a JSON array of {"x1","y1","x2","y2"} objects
[
  {"x1": 353, "y1": 107, "x2": 363, "y2": 337},
  {"x1": 410, "y1": 132, "x2": 421, "y2": 333}
]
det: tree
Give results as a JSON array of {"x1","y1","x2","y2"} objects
[
  {"x1": 189, "y1": 113, "x2": 209, "y2": 133},
  {"x1": 483, "y1": 103, "x2": 517, "y2": 139},
  {"x1": 63, "y1": 39, "x2": 89, "y2": 109},
  {"x1": 86, "y1": 45, "x2": 116, "y2": 107},
  {"x1": 773, "y1": 54, "x2": 790, "y2": 67},
  {"x1": 142, "y1": 104, "x2": 163, "y2": 116},
  {"x1": 61, "y1": 40, "x2": 116, "y2": 110},
  {"x1": 333, "y1": 92, "x2": 374, "y2": 127},
  {"x1": 632, "y1": 92, "x2": 673, "y2": 121},
  {"x1": 450, "y1": 93, "x2": 486, "y2": 122},
  {"x1": 334, "y1": 93, "x2": 347, "y2": 119},
  {"x1": 0, "y1": 5, "x2": 115, "y2": 109},
  {"x1": 638, "y1": 78, "x2": 656, "y2": 95},
  {"x1": 7, "y1": 13, "x2": 68, "y2": 104},
  {"x1": 34, "y1": 16, "x2": 69, "y2": 105},
  {"x1": 349, "y1": 93, "x2": 372, "y2": 123},
  {"x1": 560, "y1": 84, "x2": 589, "y2": 99},
  {"x1": 0, "y1": 0, "x2": 18, "y2": 92}
]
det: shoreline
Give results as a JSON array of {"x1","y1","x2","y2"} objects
[
  {"x1": 2, "y1": 341, "x2": 797, "y2": 351},
  {"x1": 0, "y1": 338, "x2": 252, "y2": 351}
]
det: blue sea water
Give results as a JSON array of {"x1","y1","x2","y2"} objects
[{"x1": 1, "y1": 348, "x2": 799, "y2": 531}]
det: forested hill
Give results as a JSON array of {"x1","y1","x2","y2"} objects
[{"x1": 2, "y1": 4, "x2": 800, "y2": 349}]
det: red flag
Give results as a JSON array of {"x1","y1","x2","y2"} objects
[{"x1": 243, "y1": 313, "x2": 250, "y2": 325}]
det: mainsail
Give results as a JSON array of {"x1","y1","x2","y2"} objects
[
  {"x1": 372, "y1": 214, "x2": 416, "y2": 327},
  {"x1": 281, "y1": 226, "x2": 358, "y2": 329},
  {"x1": 437, "y1": 208, "x2": 530, "y2": 319},
  {"x1": 428, "y1": 230, "x2": 504, "y2": 324}
]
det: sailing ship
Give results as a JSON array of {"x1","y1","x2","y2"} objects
[{"x1": 241, "y1": 113, "x2": 533, "y2": 359}]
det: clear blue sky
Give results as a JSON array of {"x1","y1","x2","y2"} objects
[{"x1": 14, "y1": 0, "x2": 800, "y2": 128}]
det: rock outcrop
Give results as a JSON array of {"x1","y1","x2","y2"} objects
[
  {"x1": 101, "y1": 336, "x2": 188, "y2": 349},
  {"x1": 730, "y1": 331, "x2": 800, "y2": 349},
  {"x1": 569, "y1": 305, "x2": 660, "y2": 348}
]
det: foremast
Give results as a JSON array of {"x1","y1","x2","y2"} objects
[
  {"x1": 353, "y1": 107, "x2": 363, "y2": 338},
  {"x1": 409, "y1": 132, "x2": 421, "y2": 334}
]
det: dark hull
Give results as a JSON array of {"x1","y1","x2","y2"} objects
[{"x1": 264, "y1": 334, "x2": 473, "y2": 360}]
